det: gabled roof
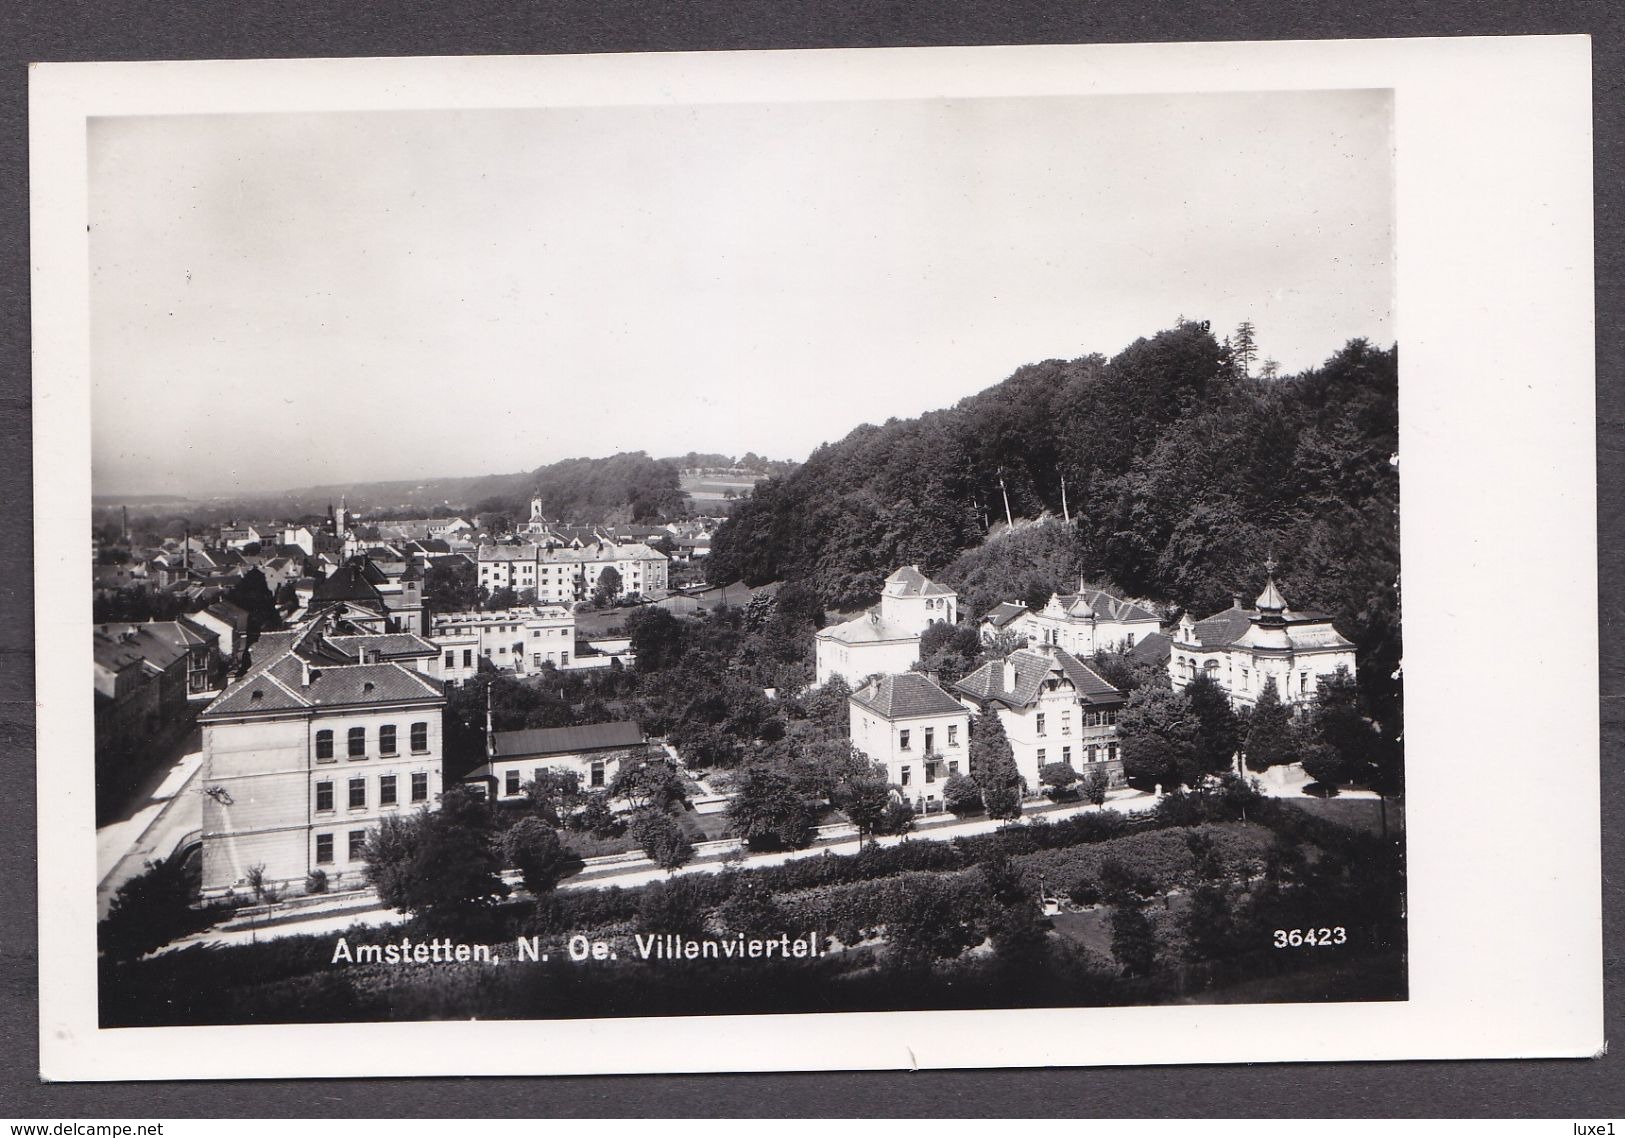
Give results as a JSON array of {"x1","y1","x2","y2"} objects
[
  {"x1": 199, "y1": 620, "x2": 443, "y2": 721},
  {"x1": 981, "y1": 601, "x2": 1027, "y2": 629},
  {"x1": 490, "y1": 721, "x2": 645, "y2": 760},
  {"x1": 1129, "y1": 630, "x2": 1172, "y2": 663},
  {"x1": 954, "y1": 646, "x2": 1122, "y2": 709},
  {"x1": 310, "y1": 563, "x2": 385, "y2": 604},
  {"x1": 850, "y1": 672, "x2": 967, "y2": 720},
  {"x1": 883, "y1": 564, "x2": 955, "y2": 598},
  {"x1": 1188, "y1": 602, "x2": 1255, "y2": 648},
  {"x1": 1056, "y1": 587, "x2": 1160, "y2": 624}
]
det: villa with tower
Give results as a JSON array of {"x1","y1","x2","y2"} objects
[
  {"x1": 1170, "y1": 562, "x2": 1357, "y2": 709},
  {"x1": 813, "y1": 565, "x2": 958, "y2": 688}
]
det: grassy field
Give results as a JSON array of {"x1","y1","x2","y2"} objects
[{"x1": 1280, "y1": 794, "x2": 1404, "y2": 838}]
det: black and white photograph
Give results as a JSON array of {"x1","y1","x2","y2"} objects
[{"x1": 30, "y1": 37, "x2": 1600, "y2": 1080}]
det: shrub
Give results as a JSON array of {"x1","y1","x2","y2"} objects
[{"x1": 305, "y1": 869, "x2": 329, "y2": 895}]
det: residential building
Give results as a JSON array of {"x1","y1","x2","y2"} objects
[
  {"x1": 429, "y1": 605, "x2": 576, "y2": 677},
  {"x1": 848, "y1": 672, "x2": 972, "y2": 813},
  {"x1": 195, "y1": 617, "x2": 446, "y2": 896},
  {"x1": 476, "y1": 541, "x2": 670, "y2": 605},
  {"x1": 1169, "y1": 567, "x2": 1357, "y2": 709},
  {"x1": 813, "y1": 565, "x2": 957, "y2": 688},
  {"x1": 954, "y1": 644, "x2": 1127, "y2": 792},
  {"x1": 465, "y1": 721, "x2": 650, "y2": 801},
  {"x1": 979, "y1": 583, "x2": 1162, "y2": 656}
]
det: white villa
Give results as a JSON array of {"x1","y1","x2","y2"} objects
[
  {"x1": 1170, "y1": 566, "x2": 1357, "y2": 709},
  {"x1": 954, "y1": 644, "x2": 1127, "y2": 792},
  {"x1": 979, "y1": 582, "x2": 1162, "y2": 656},
  {"x1": 429, "y1": 604, "x2": 576, "y2": 680},
  {"x1": 814, "y1": 565, "x2": 957, "y2": 687},
  {"x1": 848, "y1": 672, "x2": 972, "y2": 813}
]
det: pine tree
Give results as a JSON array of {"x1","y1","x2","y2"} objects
[
  {"x1": 969, "y1": 708, "x2": 1023, "y2": 820},
  {"x1": 1232, "y1": 320, "x2": 1258, "y2": 379},
  {"x1": 1243, "y1": 676, "x2": 1294, "y2": 772}
]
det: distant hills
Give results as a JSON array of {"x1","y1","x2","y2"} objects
[{"x1": 93, "y1": 452, "x2": 794, "y2": 527}]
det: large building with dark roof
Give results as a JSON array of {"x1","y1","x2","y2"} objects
[
  {"x1": 1170, "y1": 567, "x2": 1356, "y2": 709},
  {"x1": 195, "y1": 615, "x2": 446, "y2": 896},
  {"x1": 954, "y1": 643, "x2": 1127, "y2": 792},
  {"x1": 848, "y1": 672, "x2": 972, "y2": 812}
]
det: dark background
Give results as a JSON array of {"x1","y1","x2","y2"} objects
[{"x1": 1, "y1": 0, "x2": 1618, "y2": 1119}]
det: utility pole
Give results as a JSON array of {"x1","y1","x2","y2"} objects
[
  {"x1": 998, "y1": 471, "x2": 1013, "y2": 530},
  {"x1": 1060, "y1": 476, "x2": 1070, "y2": 524}
]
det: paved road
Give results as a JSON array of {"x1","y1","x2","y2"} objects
[{"x1": 96, "y1": 740, "x2": 205, "y2": 918}]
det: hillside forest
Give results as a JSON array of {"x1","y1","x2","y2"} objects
[{"x1": 706, "y1": 320, "x2": 1401, "y2": 741}]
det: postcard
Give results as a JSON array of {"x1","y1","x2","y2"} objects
[{"x1": 32, "y1": 35, "x2": 1601, "y2": 1080}]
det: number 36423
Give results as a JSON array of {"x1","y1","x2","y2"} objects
[{"x1": 1273, "y1": 927, "x2": 1346, "y2": 948}]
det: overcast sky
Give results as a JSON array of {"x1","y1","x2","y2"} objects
[{"x1": 89, "y1": 89, "x2": 1393, "y2": 497}]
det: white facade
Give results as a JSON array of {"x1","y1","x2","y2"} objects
[
  {"x1": 848, "y1": 673, "x2": 971, "y2": 812},
  {"x1": 477, "y1": 541, "x2": 670, "y2": 605},
  {"x1": 197, "y1": 623, "x2": 446, "y2": 897},
  {"x1": 954, "y1": 645, "x2": 1127, "y2": 792},
  {"x1": 430, "y1": 605, "x2": 576, "y2": 676},
  {"x1": 814, "y1": 565, "x2": 958, "y2": 687},
  {"x1": 1169, "y1": 575, "x2": 1357, "y2": 710},
  {"x1": 993, "y1": 587, "x2": 1162, "y2": 657}
]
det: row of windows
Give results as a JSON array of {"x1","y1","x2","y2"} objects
[
  {"x1": 314, "y1": 829, "x2": 369, "y2": 865},
  {"x1": 502, "y1": 760, "x2": 606, "y2": 797},
  {"x1": 897, "y1": 725, "x2": 959, "y2": 751},
  {"x1": 1034, "y1": 709, "x2": 1119, "y2": 735},
  {"x1": 315, "y1": 723, "x2": 429, "y2": 761},
  {"x1": 315, "y1": 771, "x2": 430, "y2": 812},
  {"x1": 1035, "y1": 743, "x2": 1118, "y2": 766},
  {"x1": 899, "y1": 758, "x2": 958, "y2": 787}
]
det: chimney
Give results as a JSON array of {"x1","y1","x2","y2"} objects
[
  {"x1": 1002, "y1": 656, "x2": 1018, "y2": 693},
  {"x1": 300, "y1": 659, "x2": 313, "y2": 688},
  {"x1": 1232, "y1": 592, "x2": 1244, "y2": 609}
]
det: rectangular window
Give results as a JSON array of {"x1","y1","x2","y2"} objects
[
  {"x1": 349, "y1": 830, "x2": 367, "y2": 861},
  {"x1": 348, "y1": 726, "x2": 366, "y2": 758},
  {"x1": 923, "y1": 728, "x2": 934, "y2": 754},
  {"x1": 591, "y1": 760, "x2": 606, "y2": 788},
  {"x1": 411, "y1": 722, "x2": 428, "y2": 752},
  {"x1": 348, "y1": 777, "x2": 366, "y2": 809},
  {"x1": 1107, "y1": 743, "x2": 1119, "y2": 762},
  {"x1": 463, "y1": 649, "x2": 473, "y2": 667},
  {"x1": 315, "y1": 780, "x2": 334, "y2": 812},
  {"x1": 380, "y1": 774, "x2": 397, "y2": 806},
  {"x1": 1105, "y1": 710, "x2": 1118, "y2": 726},
  {"x1": 925, "y1": 762, "x2": 936, "y2": 783},
  {"x1": 948, "y1": 759, "x2": 959, "y2": 775},
  {"x1": 899, "y1": 729, "x2": 911, "y2": 751},
  {"x1": 379, "y1": 725, "x2": 397, "y2": 755},
  {"x1": 1037, "y1": 748, "x2": 1046, "y2": 763},
  {"x1": 561, "y1": 651, "x2": 570, "y2": 666},
  {"x1": 315, "y1": 834, "x2": 333, "y2": 864},
  {"x1": 947, "y1": 725, "x2": 959, "y2": 746},
  {"x1": 1088, "y1": 745, "x2": 1099, "y2": 764},
  {"x1": 315, "y1": 730, "x2": 334, "y2": 761},
  {"x1": 505, "y1": 770, "x2": 521, "y2": 797},
  {"x1": 1063, "y1": 746, "x2": 1072, "y2": 764},
  {"x1": 445, "y1": 652, "x2": 455, "y2": 669},
  {"x1": 411, "y1": 772, "x2": 428, "y2": 802},
  {"x1": 900, "y1": 766, "x2": 911, "y2": 787},
  {"x1": 1062, "y1": 712, "x2": 1072, "y2": 736},
  {"x1": 1036, "y1": 713, "x2": 1046, "y2": 735}
]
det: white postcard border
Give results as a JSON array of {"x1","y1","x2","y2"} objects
[{"x1": 32, "y1": 36, "x2": 1601, "y2": 1080}]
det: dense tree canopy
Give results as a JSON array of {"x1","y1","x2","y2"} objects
[{"x1": 708, "y1": 323, "x2": 1400, "y2": 742}]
